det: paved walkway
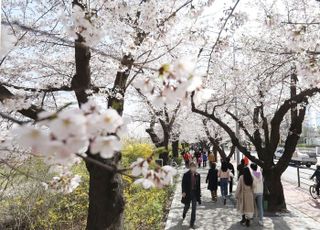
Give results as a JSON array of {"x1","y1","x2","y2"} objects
[{"x1": 165, "y1": 167, "x2": 320, "y2": 230}]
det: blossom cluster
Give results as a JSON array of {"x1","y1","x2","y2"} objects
[
  {"x1": 130, "y1": 157, "x2": 177, "y2": 189},
  {"x1": 15, "y1": 99, "x2": 124, "y2": 165},
  {"x1": 63, "y1": 5, "x2": 104, "y2": 46},
  {"x1": 13, "y1": 99, "x2": 124, "y2": 192},
  {"x1": 0, "y1": 26, "x2": 16, "y2": 57},
  {"x1": 42, "y1": 172, "x2": 82, "y2": 194},
  {"x1": 134, "y1": 59, "x2": 212, "y2": 106}
]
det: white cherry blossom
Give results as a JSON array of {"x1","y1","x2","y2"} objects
[
  {"x1": 90, "y1": 136, "x2": 121, "y2": 159},
  {"x1": 100, "y1": 109, "x2": 124, "y2": 133},
  {"x1": 131, "y1": 158, "x2": 149, "y2": 177},
  {"x1": 134, "y1": 178, "x2": 155, "y2": 189}
]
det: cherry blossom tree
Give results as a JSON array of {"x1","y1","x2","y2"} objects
[
  {"x1": 192, "y1": 0, "x2": 320, "y2": 211},
  {"x1": 0, "y1": 0, "x2": 217, "y2": 228}
]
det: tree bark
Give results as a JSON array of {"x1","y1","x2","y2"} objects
[
  {"x1": 263, "y1": 168, "x2": 286, "y2": 212},
  {"x1": 86, "y1": 54, "x2": 133, "y2": 230},
  {"x1": 172, "y1": 139, "x2": 179, "y2": 158}
]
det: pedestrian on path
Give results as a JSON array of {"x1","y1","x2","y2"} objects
[
  {"x1": 236, "y1": 167, "x2": 254, "y2": 227},
  {"x1": 310, "y1": 165, "x2": 320, "y2": 196},
  {"x1": 225, "y1": 157, "x2": 235, "y2": 194},
  {"x1": 206, "y1": 162, "x2": 218, "y2": 202},
  {"x1": 218, "y1": 162, "x2": 233, "y2": 205},
  {"x1": 197, "y1": 154, "x2": 202, "y2": 168},
  {"x1": 250, "y1": 163, "x2": 264, "y2": 226},
  {"x1": 208, "y1": 151, "x2": 216, "y2": 167},
  {"x1": 202, "y1": 152, "x2": 208, "y2": 168},
  {"x1": 181, "y1": 162, "x2": 201, "y2": 229},
  {"x1": 237, "y1": 159, "x2": 246, "y2": 180},
  {"x1": 183, "y1": 151, "x2": 190, "y2": 168}
]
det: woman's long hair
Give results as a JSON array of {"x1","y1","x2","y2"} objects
[
  {"x1": 221, "y1": 162, "x2": 228, "y2": 172},
  {"x1": 243, "y1": 167, "x2": 253, "y2": 186}
]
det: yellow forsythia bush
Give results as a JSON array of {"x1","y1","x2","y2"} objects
[{"x1": 0, "y1": 140, "x2": 174, "y2": 229}]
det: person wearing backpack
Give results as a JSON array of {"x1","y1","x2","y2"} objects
[{"x1": 250, "y1": 163, "x2": 264, "y2": 226}]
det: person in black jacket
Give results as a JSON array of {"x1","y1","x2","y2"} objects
[
  {"x1": 182, "y1": 162, "x2": 201, "y2": 228},
  {"x1": 225, "y1": 157, "x2": 235, "y2": 193},
  {"x1": 206, "y1": 162, "x2": 218, "y2": 202},
  {"x1": 310, "y1": 165, "x2": 320, "y2": 196}
]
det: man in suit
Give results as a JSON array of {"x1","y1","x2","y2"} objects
[{"x1": 182, "y1": 161, "x2": 201, "y2": 228}]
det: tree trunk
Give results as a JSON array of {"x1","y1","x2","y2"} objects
[
  {"x1": 86, "y1": 157, "x2": 124, "y2": 230},
  {"x1": 85, "y1": 54, "x2": 133, "y2": 229},
  {"x1": 172, "y1": 139, "x2": 179, "y2": 158},
  {"x1": 263, "y1": 168, "x2": 286, "y2": 212}
]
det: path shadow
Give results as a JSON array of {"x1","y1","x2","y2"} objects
[{"x1": 309, "y1": 198, "x2": 320, "y2": 209}]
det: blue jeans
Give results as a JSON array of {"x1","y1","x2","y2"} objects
[
  {"x1": 255, "y1": 194, "x2": 264, "y2": 221},
  {"x1": 220, "y1": 178, "x2": 228, "y2": 198}
]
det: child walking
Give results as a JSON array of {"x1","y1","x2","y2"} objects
[{"x1": 206, "y1": 162, "x2": 218, "y2": 202}]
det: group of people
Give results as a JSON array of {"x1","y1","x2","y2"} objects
[
  {"x1": 181, "y1": 156, "x2": 264, "y2": 228},
  {"x1": 182, "y1": 149, "x2": 215, "y2": 169}
]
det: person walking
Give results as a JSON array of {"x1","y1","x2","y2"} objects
[
  {"x1": 250, "y1": 163, "x2": 264, "y2": 226},
  {"x1": 225, "y1": 157, "x2": 235, "y2": 194},
  {"x1": 183, "y1": 151, "x2": 190, "y2": 168},
  {"x1": 208, "y1": 151, "x2": 216, "y2": 166},
  {"x1": 235, "y1": 167, "x2": 255, "y2": 227},
  {"x1": 218, "y1": 162, "x2": 233, "y2": 205},
  {"x1": 206, "y1": 162, "x2": 218, "y2": 202},
  {"x1": 197, "y1": 154, "x2": 202, "y2": 168},
  {"x1": 237, "y1": 159, "x2": 246, "y2": 180},
  {"x1": 202, "y1": 152, "x2": 208, "y2": 167},
  {"x1": 181, "y1": 162, "x2": 201, "y2": 229}
]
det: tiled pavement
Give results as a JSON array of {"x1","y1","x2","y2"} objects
[{"x1": 165, "y1": 167, "x2": 320, "y2": 230}]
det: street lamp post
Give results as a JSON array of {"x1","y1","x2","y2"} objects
[{"x1": 233, "y1": 41, "x2": 241, "y2": 166}]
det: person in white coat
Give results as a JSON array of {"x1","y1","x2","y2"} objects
[{"x1": 250, "y1": 163, "x2": 264, "y2": 226}]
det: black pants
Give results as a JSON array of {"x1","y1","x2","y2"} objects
[
  {"x1": 183, "y1": 190, "x2": 197, "y2": 225},
  {"x1": 229, "y1": 177, "x2": 233, "y2": 193},
  {"x1": 203, "y1": 161, "x2": 207, "y2": 167},
  {"x1": 316, "y1": 182, "x2": 320, "y2": 195}
]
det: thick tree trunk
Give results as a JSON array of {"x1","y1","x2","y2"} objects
[
  {"x1": 72, "y1": 46, "x2": 133, "y2": 229},
  {"x1": 86, "y1": 55, "x2": 133, "y2": 230},
  {"x1": 263, "y1": 168, "x2": 286, "y2": 212},
  {"x1": 86, "y1": 157, "x2": 124, "y2": 230},
  {"x1": 172, "y1": 139, "x2": 179, "y2": 158}
]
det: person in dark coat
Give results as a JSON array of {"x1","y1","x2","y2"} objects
[
  {"x1": 237, "y1": 159, "x2": 246, "y2": 180},
  {"x1": 206, "y1": 162, "x2": 218, "y2": 202},
  {"x1": 182, "y1": 162, "x2": 201, "y2": 228},
  {"x1": 225, "y1": 157, "x2": 235, "y2": 193}
]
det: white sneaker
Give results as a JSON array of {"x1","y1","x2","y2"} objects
[{"x1": 258, "y1": 220, "x2": 264, "y2": 226}]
